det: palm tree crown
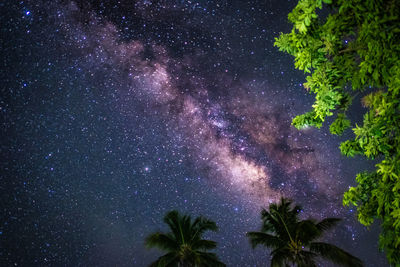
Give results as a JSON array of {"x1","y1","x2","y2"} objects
[
  {"x1": 145, "y1": 210, "x2": 225, "y2": 267},
  {"x1": 247, "y1": 197, "x2": 363, "y2": 267}
]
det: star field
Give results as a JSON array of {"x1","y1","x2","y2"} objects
[{"x1": 1, "y1": 0, "x2": 388, "y2": 266}]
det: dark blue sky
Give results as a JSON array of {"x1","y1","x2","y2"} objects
[{"x1": 1, "y1": 0, "x2": 387, "y2": 266}]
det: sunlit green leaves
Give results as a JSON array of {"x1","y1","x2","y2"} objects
[
  {"x1": 330, "y1": 113, "x2": 351, "y2": 135},
  {"x1": 276, "y1": 0, "x2": 400, "y2": 263},
  {"x1": 292, "y1": 111, "x2": 323, "y2": 129},
  {"x1": 339, "y1": 140, "x2": 363, "y2": 157},
  {"x1": 287, "y1": 0, "x2": 321, "y2": 33}
]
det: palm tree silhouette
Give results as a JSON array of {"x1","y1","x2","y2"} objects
[
  {"x1": 247, "y1": 198, "x2": 363, "y2": 267},
  {"x1": 145, "y1": 210, "x2": 225, "y2": 267}
]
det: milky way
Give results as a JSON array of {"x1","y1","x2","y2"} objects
[
  {"x1": 59, "y1": 1, "x2": 344, "y2": 208},
  {"x1": 1, "y1": 0, "x2": 388, "y2": 266}
]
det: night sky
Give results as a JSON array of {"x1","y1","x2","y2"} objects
[{"x1": 0, "y1": 0, "x2": 389, "y2": 266}]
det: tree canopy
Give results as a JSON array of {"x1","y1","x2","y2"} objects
[
  {"x1": 274, "y1": 0, "x2": 400, "y2": 264},
  {"x1": 247, "y1": 197, "x2": 363, "y2": 267},
  {"x1": 145, "y1": 210, "x2": 225, "y2": 267}
]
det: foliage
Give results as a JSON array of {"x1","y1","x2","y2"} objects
[
  {"x1": 145, "y1": 210, "x2": 225, "y2": 267},
  {"x1": 274, "y1": 0, "x2": 400, "y2": 263},
  {"x1": 247, "y1": 198, "x2": 363, "y2": 267},
  {"x1": 330, "y1": 113, "x2": 351, "y2": 135}
]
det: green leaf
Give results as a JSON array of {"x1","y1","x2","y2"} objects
[{"x1": 330, "y1": 113, "x2": 351, "y2": 135}]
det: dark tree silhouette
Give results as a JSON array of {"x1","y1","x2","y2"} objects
[
  {"x1": 247, "y1": 198, "x2": 363, "y2": 267},
  {"x1": 145, "y1": 210, "x2": 225, "y2": 267}
]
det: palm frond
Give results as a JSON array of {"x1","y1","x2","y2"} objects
[
  {"x1": 198, "y1": 217, "x2": 218, "y2": 232},
  {"x1": 192, "y1": 239, "x2": 217, "y2": 250},
  {"x1": 196, "y1": 251, "x2": 226, "y2": 267},
  {"x1": 149, "y1": 252, "x2": 179, "y2": 267},
  {"x1": 296, "y1": 250, "x2": 318, "y2": 267},
  {"x1": 181, "y1": 214, "x2": 193, "y2": 244},
  {"x1": 270, "y1": 247, "x2": 291, "y2": 267},
  {"x1": 192, "y1": 216, "x2": 218, "y2": 239},
  {"x1": 310, "y1": 242, "x2": 363, "y2": 267},
  {"x1": 315, "y1": 218, "x2": 341, "y2": 232},
  {"x1": 262, "y1": 210, "x2": 292, "y2": 241},
  {"x1": 261, "y1": 198, "x2": 303, "y2": 241},
  {"x1": 295, "y1": 220, "x2": 320, "y2": 244},
  {"x1": 163, "y1": 210, "x2": 183, "y2": 244},
  {"x1": 145, "y1": 232, "x2": 179, "y2": 251},
  {"x1": 246, "y1": 231, "x2": 283, "y2": 249},
  {"x1": 261, "y1": 209, "x2": 276, "y2": 233}
]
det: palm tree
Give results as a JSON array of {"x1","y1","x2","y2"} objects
[
  {"x1": 145, "y1": 210, "x2": 225, "y2": 267},
  {"x1": 247, "y1": 198, "x2": 363, "y2": 267}
]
